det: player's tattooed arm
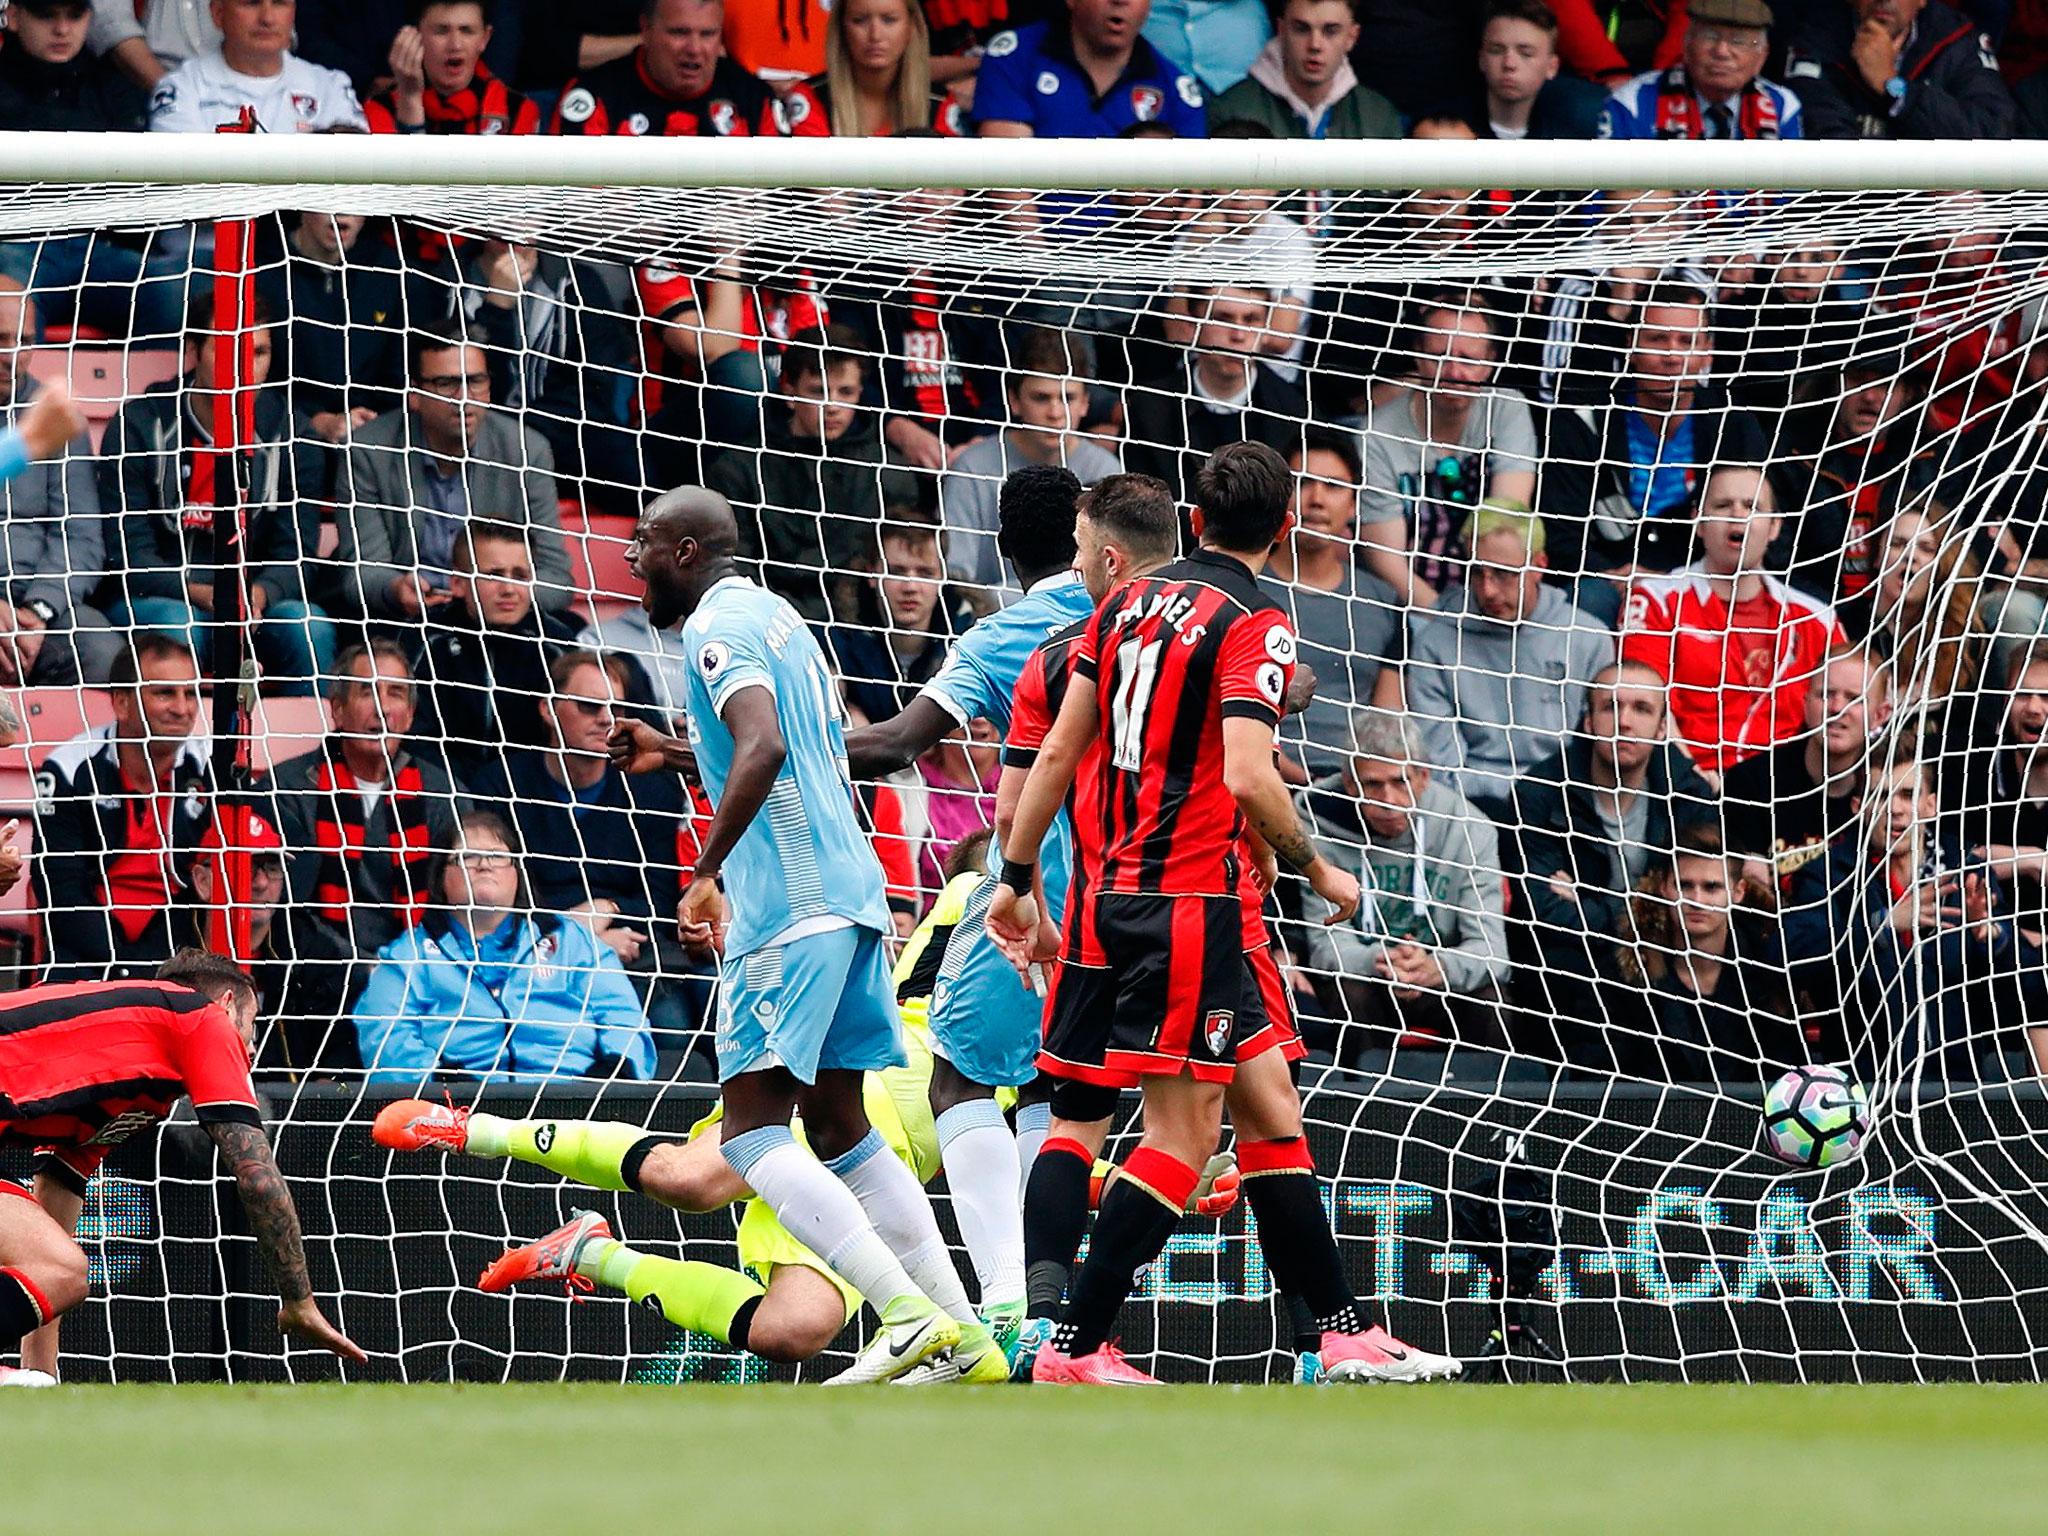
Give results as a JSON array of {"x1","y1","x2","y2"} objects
[{"x1": 208, "y1": 1119, "x2": 313, "y2": 1301}]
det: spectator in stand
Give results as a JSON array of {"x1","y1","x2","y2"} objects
[
  {"x1": 1345, "y1": 0, "x2": 1603, "y2": 124},
  {"x1": 1549, "y1": 0, "x2": 1686, "y2": 84},
  {"x1": 1958, "y1": 642, "x2": 2048, "y2": 919},
  {"x1": 0, "y1": 278, "x2": 116, "y2": 687},
  {"x1": 87, "y1": 0, "x2": 218, "y2": 90},
  {"x1": 1353, "y1": 301, "x2": 1539, "y2": 610},
  {"x1": 1863, "y1": 497, "x2": 1988, "y2": 741},
  {"x1": 1722, "y1": 643, "x2": 1890, "y2": 892},
  {"x1": 549, "y1": 0, "x2": 825, "y2": 136},
  {"x1": 411, "y1": 519, "x2": 581, "y2": 785},
  {"x1": 362, "y1": 0, "x2": 539, "y2": 133},
  {"x1": 1786, "y1": 0, "x2": 2014, "y2": 137},
  {"x1": 1211, "y1": 0, "x2": 1400, "y2": 137},
  {"x1": 330, "y1": 328, "x2": 572, "y2": 623},
  {"x1": 265, "y1": 640, "x2": 463, "y2": 999},
  {"x1": 1583, "y1": 825, "x2": 1803, "y2": 1082},
  {"x1": 299, "y1": 0, "x2": 523, "y2": 100},
  {"x1": 1161, "y1": 141, "x2": 1317, "y2": 383},
  {"x1": 1468, "y1": 0, "x2": 1595, "y2": 138},
  {"x1": 1142, "y1": 0, "x2": 1271, "y2": 94},
  {"x1": 148, "y1": 0, "x2": 366, "y2": 131},
  {"x1": 1507, "y1": 659, "x2": 1720, "y2": 995},
  {"x1": 825, "y1": 509, "x2": 981, "y2": 725},
  {"x1": 255, "y1": 212, "x2": 424, "y2": 444},
  {"x1": 1292, "y1": 707, "x2": 1510, "y2": 1061},
  {"x1": 353, "y1": 808, "x2": 657, "y2": 1083},
  {"x1": 940, "y1": 328, "x2": 1122, "y2": 592},
  {"x1": 1123, "y1": 283, "x2": 1307, "y2": 504},
  {"x1": 1, "y1": 0, "x2": 146, "y2": 129},
  {"x1": 177, "y1": 804, "x2": 359, "y2": 1074},
  {"x1": 1600, "y1": 0, "x2": 1804, "y2": 137},
  {"x1": 579, "y1": 591, "x2": 693, "y2": 723},
  {"x1": 1262, "y1": 429, "x2": 1404, "y2": 780},
  {"x1": 1407, "y1": 506, "x2": 1616, "y2": 820},
  {"x1": 1786, "y1": 748, "x2": 2032, "y2": 1080},
  {"x1": 784, "y1": 0, "x2": 961, "y2": 134},
  {"x1": 97, "y1": 291, "x2": 335, "y2": 695},
  {"x1": 973, "y1": 0, "x2": 1207, "y2": 137},
  {"x1": 469, "y1": 650, "x2": 694, "y2": 1032},
  {"x1": 33, "y1": 635, "x2": 214, "y2": 983},
  {"x1": 1773, "y1": 348, "x2": 1940, "y2": 621},
  {"x1": 0, "y1": 3, "x2": 188, "y2": 344},
  {"x1": 512, "y1": 0, "x2": 638, "y2": 94},
  {"x1": 1723, "y1": 247, "x2": 1877, "y2": 416},
  {"x1": 705, "y1": 322, "x2": 915, "y2": 623},
  {"x1": 899, "y1": 716, "x2": 1000, "y2": 904},
  {"x1": 1541, "y1": 283, "x2": 1768, "y2": 621},
  {"x1": 1620, "y1": 465, "x2": 1846, "y2": 777}
]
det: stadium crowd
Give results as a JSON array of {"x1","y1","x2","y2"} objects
[{"x1": 0, "y1": 0, "x2": 2044, "y2": 1092}]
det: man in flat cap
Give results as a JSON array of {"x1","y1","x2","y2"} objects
[{"x1": 1600, "y1": 0, "x2": 1805, "y2": 138}]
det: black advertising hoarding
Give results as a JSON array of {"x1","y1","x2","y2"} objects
[{"x1": 9, "y1": 1079, "x2": 2047, "y2": 1382}]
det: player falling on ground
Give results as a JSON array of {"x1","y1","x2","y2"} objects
[
  {"x1": 374, "y1": 835, "x2": 1243, "y2": 1374},
  {"x1": 998, "y1": 469, "x2": 1460, "y2": 1385},
  {"x1": 524, "y1": 485, "x2": 991, "y2": 1384},
  {"x1": 838, "y1": 463, "x2": 1100, "y2": 1344},
  {"x1": 0, "y1": 951, "x2": 365, "y2": 1386}
]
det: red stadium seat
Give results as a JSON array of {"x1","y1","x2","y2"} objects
[
  {"x1": 24, "y1": 346, "x2": 182, "y2": 450},
  {"x1": 209, "y1": 695, "x2": 331, "y2": 773},
  {"x1": 0, "y1": 687, "x2": 116, "y2": 808},
  {"x1": 563, "y1": 506, "x2": 638, "y2": 619}
]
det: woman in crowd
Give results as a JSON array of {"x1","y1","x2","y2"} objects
[
  {"x1": 788, "y1": 0, "x2": 958, "y2": 137},
  {"x1": 353, "y1": 811, "x2": 656, "y2": 1083},
  {"x1": 1864, "y1": 499, "x2": 1990, "y2": 751}
]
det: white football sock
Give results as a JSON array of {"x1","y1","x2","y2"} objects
[
  {"x1": 826, "y1": 1129, "x2": 979, "y2": 1327},
  {"x1": 936, "y1": 1098, "x2": 1027, "y2": 1309},
  {"x1": 721, "y1": 1125, "x2": 922, "y2": 1314},
  {"x1": 1013, "y1": 1101, "x2": 1053, "y2": 1204}
]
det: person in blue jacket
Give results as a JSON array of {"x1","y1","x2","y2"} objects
[{"x1": 353, "y1": 809, "x2": 657, "y2": 1083}]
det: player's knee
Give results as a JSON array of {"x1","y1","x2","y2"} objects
[
  {"x1": 747, "y1": 1303, "x2": 843, "y2": 1364},
  {"x1": 638, "y1": 1144, "x2": 730, "y2": 1214},
  {"x1": 35, "y1": 1238, "x2": 89, "y2": 1316}
]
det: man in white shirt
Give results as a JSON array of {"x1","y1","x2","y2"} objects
[{"x1": 149, "y1": 0, "x2": 365, "y2": 132}]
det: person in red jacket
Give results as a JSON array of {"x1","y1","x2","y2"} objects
[{"x1": 1621, "y1": 463, "x2": 1847, "y2": 776}]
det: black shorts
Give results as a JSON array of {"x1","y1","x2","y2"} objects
[{"x1": 1038, "y1": 892, "x2": 1256, "y2": 1087}]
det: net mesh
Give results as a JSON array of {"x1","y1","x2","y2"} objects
[{"x1": 2, "y1": 177, "x2": 2046, "y2": 1383}]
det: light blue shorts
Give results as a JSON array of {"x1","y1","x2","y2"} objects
[
  {"x1": 716, "y1": 924, "x2": 904, "y2": 1084},
  {"x1": 926, "y1": 876, "x2": 1045, "y2": 1089}
]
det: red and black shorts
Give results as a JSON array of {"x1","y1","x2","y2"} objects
[
  {"x1": 1039, "y1": 892, "x2": 1252, "y2": 1087},
  {"x1": 1236, "y1": 940, "x2": 1306, "y2": 1067},
  {"x1": 0, "y1": 1178, "x2": 31, "y2": 1203}
]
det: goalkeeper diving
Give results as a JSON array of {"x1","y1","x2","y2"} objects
[{"x1": 373, "y1": 832, "x2": 1238, "y2": 1372}]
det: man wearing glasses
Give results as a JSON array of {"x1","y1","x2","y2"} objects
[
  {"x1": 1599, "y1": 0, "x2": 1804, "y2": 139},
  {"x1": 330, "y1": 328, "x2": 572, "y2": 625}
]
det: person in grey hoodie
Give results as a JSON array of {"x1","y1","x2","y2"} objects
[
  {"x1": 1405, "y1": 504, "x2": 1614, "y2": 820},
  {"x1": 1291, "y1": 706, "x2": 1511, "y2": 1061}
]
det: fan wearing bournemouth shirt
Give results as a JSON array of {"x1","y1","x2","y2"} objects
[
  {"x1": 0, "y1": 951, "x2": 365, "y2": 1385},
  {"x1": 995, "y1": 467, "x2": 1461, "y2": 1384},
  {"x1": 989, "y1": 442, "x2": 1366, "y2": 1384},
  {"x1": 364, "y1": 0, "x2": 541, "y2": 134},
  {"x1": 1620, "y1": 463, "x2": 1846, "y2": 776},
  {"x1": 549, "y1": 0, "x2": 830, "y2": 138}
]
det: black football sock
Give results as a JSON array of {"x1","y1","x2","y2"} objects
[
  {"x1": 0, "y1": 1266, "x2": 53, "y2": 1348},
  {"x1": 1052, "y1": 1148, "x2": 1198, "y2": 1359},
  {"x1": 1024, "y1": 1136, "x2": 1093, "y2": 1320},
  {"x1": 1243, "y1": 1160, "x2": 1365, "y2": 1336},
  {"x1": 1283, "y1": 1290, "x2": 1322, "y2": 1354}
]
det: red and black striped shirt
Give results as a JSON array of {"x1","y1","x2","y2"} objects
[
  {"x1": 1072, "y1": 550, "x2": 1296, "y2": 900},
  {"x1": 363, "y1": 64, "x2": 542, "y2": 136},
  {"x1": 0, "y1": 982, "x2": 261, "y2": 1191}
]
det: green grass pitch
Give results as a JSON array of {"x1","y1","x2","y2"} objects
[{"x1": 7, "y1": 1383, "x2": 2048, "y2": 1534}]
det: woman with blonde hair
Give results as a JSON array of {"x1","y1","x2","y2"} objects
[
  {"x1": 786, "y1": 0, "x2": 954, "y2": 137},
  {"x1": 1869, "y1": 497, "x2": 1989, "y2": 745}
]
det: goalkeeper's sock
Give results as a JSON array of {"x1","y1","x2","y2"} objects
[
  {"x1": 469, "y1": 1114, "x2": 666, "y2": 1194},
  {"x1": 1023, "y1": 1135, "x2": 1093, "y2": 1320},
  {"x1": 1013, "y1": 1101, "x2": 1053, "y2": 1202},
  {"x1": 826, "y1": 1129, "x2": 979, "y2": 1328},
  {"x1": 1240, "y1": 1138, "x2": 1365, "y2": 1333},
  {"x1": 935, "y1": 1098, "x2": 1026, "y2": 1310},
  {"x1": 1052, "y1": 1148, "x2": 1196, "y2": 1359},
  {"x1": 577, "y1": 1239, "x2": 764, "y2": 1349},
  {"x1": 0, "y1": 1267, "x2": 53, "y2": 1347},
  {"x1": 1284, "y1": 1289, "x2": 1323, "y2": 1355},
  {"x1": 721, "y1": 1124, "x2": 924, "y2": 1313}
]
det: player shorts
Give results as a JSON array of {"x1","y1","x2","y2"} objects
[
  {"x1": 1236, "y1": 941, "x2": 1306, "y2": 1067},
  {"x1": 926, "y1": 874, "x2": 1044, "y2": 1089},
  {"x1": 715, "y1": 924, "x2": 903, "y2": 1085},
  {"x1": 0, "y1": 1178, "x2": 32, "y2": 1203},
  {"x1": 1039, "y1": 892, "x2": 1247, "y2": 1087}
]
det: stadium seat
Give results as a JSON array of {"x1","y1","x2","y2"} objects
[
  {"x1": 24, "y1": 346, "x2": 182, "y2": 450},
  {"x1": 563, "y1": 506, "x2": 637, "y2": 619},
  {"x1": 0, "y1": 687, "x2": 116, "y2": 808},
  {"x1": 245, "y1": 696, "x2": 332, "y2": 772}
]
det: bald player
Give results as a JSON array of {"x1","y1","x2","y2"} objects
[{"x1": 597, "y1": 487, "x2": 1005, "y2": 1384}]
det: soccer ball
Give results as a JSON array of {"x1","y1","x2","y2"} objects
[{"x1": 1761, "y1": 1065, "x2": 1871, "y2": 1169}]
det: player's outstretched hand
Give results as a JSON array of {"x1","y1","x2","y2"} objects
[
  {"x1": 1308, "y1": 860, "x2": 1361, "y2": 926},
  {"x1": 279, "y1": 1297, "x2": 369, "y2": 1363},
  {"x1": 19, "y1": 384, "x2": 87, "y2": 461}
]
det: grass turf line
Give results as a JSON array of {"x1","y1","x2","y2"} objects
[{"x1": 5, "y1": 1383, "x2": 2046, "y2": 1534}]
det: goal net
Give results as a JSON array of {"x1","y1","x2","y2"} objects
[{"x1": 2, "y1": 137, "x2": 2045, "y2": 1383}]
